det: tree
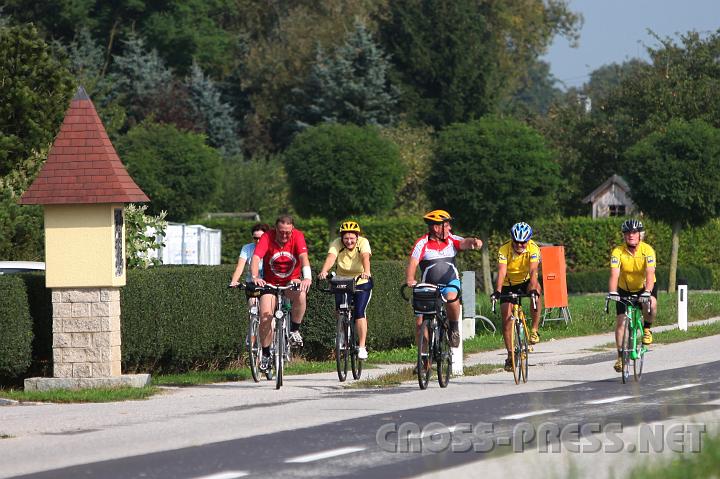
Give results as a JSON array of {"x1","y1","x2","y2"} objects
[
  {"x1": 116, "y1": 121, "x2": 223, "y2": 221},
  {"x1": 377, "y1": 0, "x2": 581, "y2": 128},
  {"x1": 379, "y1": 123, "x2": 434, "y2": 215},
  {"x1": 625, "y1": 119, "x2": 720, "y2": 292},
  {"x1": 218, "y1": 155, "x2": 292, "y2": 219},
  {"x1": 287, "y1": 19, "x2": 398, "y2": 136},
  {"x1": 283, "y1": 123, "x2": 404, "y2": 238},
  {"x1": 185, "y1": 62, "x2": 242, "y2": 157},
  {"x1": 427, "y1": 116, "x2": 560, "y2": 292},
  {"x1": 0, "y1": 23, "x2": 75, "y2": 176}
]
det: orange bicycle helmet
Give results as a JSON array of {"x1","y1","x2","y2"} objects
[
  {"x1": 339, "y1": 220, "x2": 361, "y2": 234},
  {"x1": 423, "y1": 209, "x2": 452, "y2": 225}
]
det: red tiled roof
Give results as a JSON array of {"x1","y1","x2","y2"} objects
[{"x1": 20, "y1": 87, "x2": 149, "y2": 205}]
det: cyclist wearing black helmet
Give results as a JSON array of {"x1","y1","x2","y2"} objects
[
  {"x1": 608, "y1": 219, "x2": 657, "y2": 373},
  {"x1": 406, "y1": 210, "x2": 483, "y2": 349}
]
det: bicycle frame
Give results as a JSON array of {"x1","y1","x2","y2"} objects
[
  {"x1": 318, "y1": 274, "x2": 363, "y2": 381},
  {"x1": 492, "y1": 292, "x2": 537, "y2": 384},
  {"x1": 401, "y1": 282, "x2": 460, "y2": 390},
  {"x1": 605, "y1": 294, "x2": 650, "y2": 382}
]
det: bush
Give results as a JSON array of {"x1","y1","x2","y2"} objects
[
  {"x1": 0, "y1": 276, "x2": 33, "y2": 379},
  {"x1": 120, "y1": 260, "x2": 413, "y2": 371}
]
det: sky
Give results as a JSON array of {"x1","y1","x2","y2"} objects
[{"x1": 543, "y1": 0, "x2": 720, "y2": 89}]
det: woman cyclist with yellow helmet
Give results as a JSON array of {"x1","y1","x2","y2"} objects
[
  {"x1": 318, "y1": 220, "x2": 373, "y2": 359},
  {"x1": 406, "y1": 210, "x2": 483, "y2": 349}
]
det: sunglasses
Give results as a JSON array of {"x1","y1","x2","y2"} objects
[
  {"x1": 513, "y1": 240, "x2": 528, "y2": 246},
  {"x1": 252, "y1": 236, "x2": 263, "y2": 241}
]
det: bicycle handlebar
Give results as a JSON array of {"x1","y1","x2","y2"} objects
[
  {"x1": 399, "y1": 282, "x2": 461, "y2": 303},
  {"x1": 229, "y1": 281, "x2": 300, "y2": 294},
  {"x1": 315, "y1": 272, "x2": 362, "y2": 294},
  {"x1": 605, "y1": 294, "x2": 651, "y2": 314},
  {"x1": 490, "y1": 292, "x2": 538, "y2": 313}
]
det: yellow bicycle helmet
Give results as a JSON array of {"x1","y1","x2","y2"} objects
[
  {"x1": 339, "y1": 220, "x2": 361, "y2": 234},
  {"x1": 423, "y1": 209, "x2": 452, "y2": 225}
]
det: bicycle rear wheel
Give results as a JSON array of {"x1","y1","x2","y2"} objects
[
  {"x1": 437, "y1": 322, "x2": 451, "y2": 388},
  {"x1": 350, "y1": 319, "x2": 362, "y2": 380},
  {"x1": 275, "y1": 319, "x2": 284, "y2": 390},
  {"x1": 248, "y1": 317, "x2": 261, "y2": 383},
  {"x1": 620, "y1": 318, "x2": 631, "y2": 384},
  {"x1": 417, "y1": 318, "x2": 432, "y2": 390},
  {"x1": 335, "y1": 315, "x2": 349, "y2": 382}
]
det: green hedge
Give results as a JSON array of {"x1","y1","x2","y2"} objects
[
  {"x1": 566, "y1": 265, "x2": 714, "y2": 293},
  {"x1": 121, "y1": 261, "x2": 413, "y2": 371},
  {"x1": 0, "y1": 276, "x2": 33, "y2": 379}
]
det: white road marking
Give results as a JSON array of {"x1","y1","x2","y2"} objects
[
  {"x1": 285, "y1": 446, "x2": 366, "y2": 463},
  {"x1": 500, "y1": 409, "x2": 559, "y2": 420},
  {"x1": 408, "y1": 424, "x2": 460, "y2": 439},
  {"x1": 657, "y1": 383, "x2": 702, "y2": 392},
  {"x1": 192, "y1": 472, "x2": 249, "y2": 479},
  {"x1": 585, "y1": 395, "x2": 635, "y2": 405}
]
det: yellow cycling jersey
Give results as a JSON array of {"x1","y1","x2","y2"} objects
[
  {"x1": 498, "y1": 240, "x2": 540, "y2": 286},
  {"x1": 328, "y1": 236, "x2": 371, "y2": 285},
  {"x1": 610, "y1": 241, "x2": 657, "y2": 292}
]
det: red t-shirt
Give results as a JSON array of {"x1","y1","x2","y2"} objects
[{"x1": 253, "y1": 228, "x2": 308, "y2": 285}]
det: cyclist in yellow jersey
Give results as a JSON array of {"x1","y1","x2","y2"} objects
[
  {"x1": 318, "y1": 221, "x2": 373, "y2": 360},
  {"x1": 490, "y1": 222, "x2": 543, "y2": 372},
  {"x1": 608, "y1": 219, "x2": 657, "y2": 372}
]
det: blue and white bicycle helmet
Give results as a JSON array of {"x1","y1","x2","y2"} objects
[
  {"x1": 510, "y1": 222, "x2": 533, "y2": 242},
  {"x1": 621, "y1": 219, "x2": 644, "y2": 233}
]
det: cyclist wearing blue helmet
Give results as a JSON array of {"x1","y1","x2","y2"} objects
[{"x1": 491, "y1": 222, "x2": 542, "y2": 372}]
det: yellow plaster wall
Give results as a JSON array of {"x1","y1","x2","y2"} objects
[{"x1": 44, "y1": 204, "x2": 126, "y2": 288}]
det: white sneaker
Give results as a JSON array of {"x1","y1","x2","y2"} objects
[
  {"x1": 357, "y1": 347, "x2": 368, "y2": 360},
  {"x1": 289, "y1": 330, "x2": 303, "y2": 347}
]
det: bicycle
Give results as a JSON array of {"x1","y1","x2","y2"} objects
[
  {"x1": 492, "y1": 292, "x2": 537, "y2": 385},
  {"x1": 248, "y1": 282, "x2": 300, "y2": 389},
  {"x1": 605, "y1": 293, "x2": 650, "y2": 383},
  {"x1": 318, "y1": 273, "x2": 363, "y2": 382},
  {"x1": 401, "y1": 282, "x2": 460, "y2": 390}
]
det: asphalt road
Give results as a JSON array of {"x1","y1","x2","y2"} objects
[{"x1": 2, "y1": 326, "x2": 720, "y2": 479}]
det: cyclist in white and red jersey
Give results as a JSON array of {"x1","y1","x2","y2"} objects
[
  {"x1": 406, "y1": 210, "x2": 483, "y2": 348},
  {"x1": 250, "y1": 215, "x2": 312, "y2": 371}
]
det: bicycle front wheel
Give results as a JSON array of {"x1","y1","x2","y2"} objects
[
  {"x1": 248, "y1": 317, "x2": 261, "y2": 383},
  {"x1": 437, "y1": 322, "x2": 451, "y2": 388},
  {"x1": 633, "y1": 327, "x2": 645, "y2": 381},
  {"x1": 620, "y1": 318, "x2": 631, "y2": 384},
  {"x1": 519, "y1": 319, "x2": 529, "y2": 383},
  {"x1": 275, "y1": 319, "x2": 285, "y2": 390},
  {"x1": 335, "y1": 315, "x2": 349, "y2": 382},
  {"x1": 350, "y1": 319, "x2": 362, "y2": 380},
  {"x1": 510, "y1": 320, "x2": 521, "y2": 385},
  {"x1": 417, "y1": 318, "x2": 432, "y2": 390}
]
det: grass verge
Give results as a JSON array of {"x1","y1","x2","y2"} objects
[
  {"x1": 628, "y1": 430, "x2": 720, "y2": 478},
  {"x1": 346, "y1": 363, "x2": 503, "y2": 389},
  {"x1": 0, "y1": 386, "x2": 159, "y2": 403}
]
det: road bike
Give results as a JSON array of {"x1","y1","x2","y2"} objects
[
  {"x1": 401, "y1": 282, "x2": 460, "y2": 390},
  {"x1": 318, "y1": 274, "x2": 363, "y2": 382},
  {"x1": 606, "y1": 294, "x2": 650, "y2": 383},
  {"x1": 492, "y1": 292, "x2": 537, "y2": 384}
]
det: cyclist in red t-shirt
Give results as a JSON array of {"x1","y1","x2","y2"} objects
[{"x1": 250, "y1": 215, "x2": 312, "y2": 370}]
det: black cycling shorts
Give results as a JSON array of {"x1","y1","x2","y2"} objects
[{"x1": 616, "y1": 284, "x2": 657, "y2": 315}]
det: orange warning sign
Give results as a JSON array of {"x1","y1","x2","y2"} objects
[{"x1": 540, "y1": 245, "x2": 568, "y2": 308}]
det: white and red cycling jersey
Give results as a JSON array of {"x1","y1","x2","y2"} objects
[
  {"x1": 410, "y1": 233, "x2": 463, "y2": 285},
  {"x1": 253, "y1": 229, "x2": 308, "y2": 286}
]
